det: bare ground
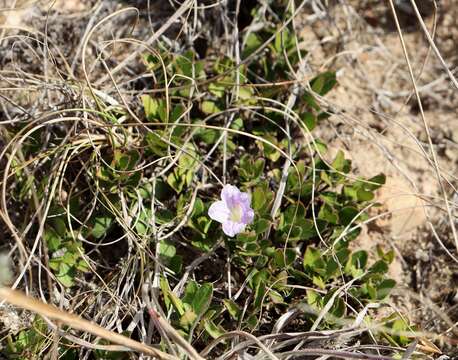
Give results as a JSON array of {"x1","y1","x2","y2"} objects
[{"x1": 298, "y1": 1, "x2": 458, "y2": 353}]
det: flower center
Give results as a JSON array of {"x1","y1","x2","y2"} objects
[{"x1": 229, "y1": 204, "x2": 243, "y2": 223}]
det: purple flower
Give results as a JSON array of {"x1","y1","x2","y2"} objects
[{"x1": 208, "y1": 184, "x2": 254, "y2": 237}]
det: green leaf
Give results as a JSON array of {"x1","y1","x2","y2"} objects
[
  {"x1": 301, "y1": 112, "x2": 316, "y2": 130},
  {"x1": 303, "y1": 91, "x2": 320, "y2": 111},
  {"x1": 113, "y1": 150, "x2": 140, "y2": 172},
  {"x1": 273, "y1": 248, "x2": 296, "y2": 267},
  {"x1": 318, "y1": 203, "x2": 338, "y2": 224},
  {"x1": 196, "y1": 128, "x2": 219, "y2": 144},
  {"x1": 303, "y1": 246, "x2": 324, "y2": 270},
  {"x1": 52, "y1": 217, "x2": 67, "y2": 237},
  {"x1": 376, "y1": 279, "x2": 396, "y2": 299},
  {"x1": 253, "y1": 158, "x2": 265, "y2": 178},
  {"x1": 61, "y1": 250, "x2": 78, "y2": 265},
  {"x1": 231, "y1": 117, "x2": 244, "y2": 130},
  {"x1": 76, "y1": 259, "x2": 90, "y2": 272},
  {"x1": 141, "y1": 97, "x2": 167, "y2": 122},
  {"x1": 167, "y1": 170, "x2": 185, "y2": 193},
  {"x1": 44, "y1": 228, "x2": 62, "y2": 252},
  {"x1": 208, "y1": 82, "x2": 226, "y2": 97},
  {"x1": 178, "y1": 145, "x2": 198, "y2": 170},
  {"x1": 274, "y1": 270, "x2": 288, "y2": 289},
  {"x1": 157, "y1": 100, "x2": 168, "y2": 122},
  {"x1": 245, "y1": 314, "x2": 258, "y2": 330},
  {"x1": 204, "y1": 320, "x2": 226, "y2": 339},
  {"x1": 268, "y1": 290, "x2": 284, "y2": 304},
  {"x1": 254, "y1": 218, "x2": 270, "y2": 234},
  {"x1": 357, "y1": 189, "x2": 374, "y2": 202},
  {"x1": 343, "y1": 185, "x2": 358, "y2": 201},
  {"x1": 366, "y1": 173, "x2": 386, "y2": 190},
  {"x1": 223, "y1": 299, "x2": 241, "y2": 320},
  {"x1": 312, "y1": 275, "x2": 326, "y2": 289},
  {"x1": 324, "y1": 257, "x2": 339, "y2": 279},
  {"x1": 195, "y1": 216, "x2": 212, "y2": 235},
  {"x1": 243, "y1": 33, "x2": 262, "y2": 58},
  {"x1": 284, "y1": 203, "x2": 306, "y2": 224},
  {"x1": 158, "y1": 240, "x2": 176, "y2": 259},
  {"x1": 345, "y1": 250, "x2": 368, "y2": 277},
  {"x1": 254, "y1": 280, "x2": 266, "y2": 309},
  {"x1": 135, "y1": 208, "x2": 152, "y2": 236},
  {"x1": 310, "y1": 71, "x2": 337, "y2": 96},
  {"x1": 376, "y1": 245, "x2": 395, "y2": 264},
  {"x1": 314, "y1": 139, "x2": 328, "y2": 154},
  {"x1": 142, "y1": 95, "x2": 159, "y2": 120},
  {"x1": 192, "y1": 198, "x2": 205, "y2": 217},
  {"x1": 366, "y1": 281, "x2": 377, "y2": 300},
  {"x1": 145, "y1": 131, "x2": 169, "y2": 157},
  {"x1": 306, "y1": 289, "x2": 321, "y2": 309},
  {"x1": 239, "y1": 154, "x2": 264, "y2": 181},
  {"x1": 369, "y1": 260, "x2": 389, "y2": 274},
  {"x1": 320, "y1": 171, "x2": 332, "y2": 186},
  {"x1": 391, "y1": 318, "x2": 410, "y2": 345},
  {"x1": 339, "y1": 206, "x2": 359, "y2": 226},
  {"x1": 170, "y1": 104, "x2": 185, "y2": 123},
  {"x1": 191, "y1": 283, "x2": 213, "y2": 316},
  {"x1": 156, "y1": 209, "x2": 175, "y2": 225},
  {"x1": 236, "y1": 231, "x2": 257, "y2": 242},
  {"x1": 252, "y1": 186, "x2": 266, "y2": 211},
  {"x1": 201, "y1": 100, "x2": 221, "y2": 114},
  {"x1": 274, "y1": 29, "x2": 284, "y2": 53},
  {"x1": 167, "y1": 290, "x2": 185, "y2": 316},
  {"x1": 182, "y1": 281, "x2": 198, "y2": 305},
  {"x1": 331, "y1": 297, "x2": 346, "y2": 318},
  {"x1": 169, "y1": 255, "x2": 182, "y2": 274},
  {"x1": 332, "y1": 150, "x2": 345, "y2": 172},
  {"x1": 237, "y1": 86, "x2": 256, "y2": 105},
  {"x1": 92, "y1": 216, "x2": 113, "y2": 239},
  {"x1": 180, "y1": 310, "x2": 197, "y2": 329},
  {"x1": 176, "y1": 51, "x2": 194, "y2": 77},
  {"x1": 54, "y1": 262, "x2": 75, "y2": 287}
]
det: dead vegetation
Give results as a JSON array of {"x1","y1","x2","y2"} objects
[{"x1": 0, "y1": 0, "x2": 457, "y2": 358}]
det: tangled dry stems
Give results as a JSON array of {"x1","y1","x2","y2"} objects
[{"x1": 0, "y1": 0, "x2": 457, "y2": 358}]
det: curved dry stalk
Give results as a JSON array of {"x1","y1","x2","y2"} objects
[
  {"x1": 408, "y1": 0, "x2": 458, "y2": 90},
  {"x1": 200, "y1": 330, "x2": 279, "y2": 360},
  {"x1": 387, "y1": 0, "x2": 458, "y2": 260},
  {"x1": 144, "y1": 291, "x2": 205, "y2": 360},
  {"x1": 95, "y1": 0, "x2": 195, "y2": 86},
  {"x1": 272, "y1": 348, "x2": 394, "y2": 360},
  {"x1": 0, "y1": 287, "x2": 177, "y2": 359}
]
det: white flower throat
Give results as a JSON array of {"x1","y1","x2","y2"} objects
[{"x1": 229, "y1": 204, "x2": 243, "y2": 222}]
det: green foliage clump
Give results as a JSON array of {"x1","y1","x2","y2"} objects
[
  {"x1": 126, "y1": 9, "x2": 400, "y2": 351},
  {"x1": 1, "y1": 1, "x2": 416, "y2": 359}
]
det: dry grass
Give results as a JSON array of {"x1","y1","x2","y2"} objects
[{"x1": 0, "y1": 0, "x2": 457, "y2": 359}]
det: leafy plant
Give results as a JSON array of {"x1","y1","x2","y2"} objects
[
  {"x1": 129, "y1": 3, "x2": 400, "y2": 347},
  {"x1": 0, "y1": 0, "x2": 416, "y2": 358}
]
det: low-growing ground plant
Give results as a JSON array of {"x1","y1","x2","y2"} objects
[{"x1": 0, "y1": 1, "x2": 423, "y2": 359}]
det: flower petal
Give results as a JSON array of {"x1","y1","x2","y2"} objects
[
  {"x1": 208, "y1": 201, "x2": 230, "y2": 223},
  {"x1": 221, "y1": 184, "x2": 241, "y2": 208},
  {"x1": 222, "y1": 221, "x2": 246, "y2": 237},
  {"x1": 241, "y1": 208, "x2": 254, "y2": 225},
  {"x1": 239, "y1": 192, "x2": 251, "y2": 207}
]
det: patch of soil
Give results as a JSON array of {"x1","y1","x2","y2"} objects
[{"x1": 299, "y1": 0, "x2": 458, "y2": 354}]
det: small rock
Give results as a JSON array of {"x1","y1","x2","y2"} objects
[{"x1": 415, "y1": 248, "x2": 429, "y2": 262}]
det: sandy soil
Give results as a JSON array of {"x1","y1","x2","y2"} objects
[{"x1": 298, "y1": 1, "x2": 458, "y2": 351}]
